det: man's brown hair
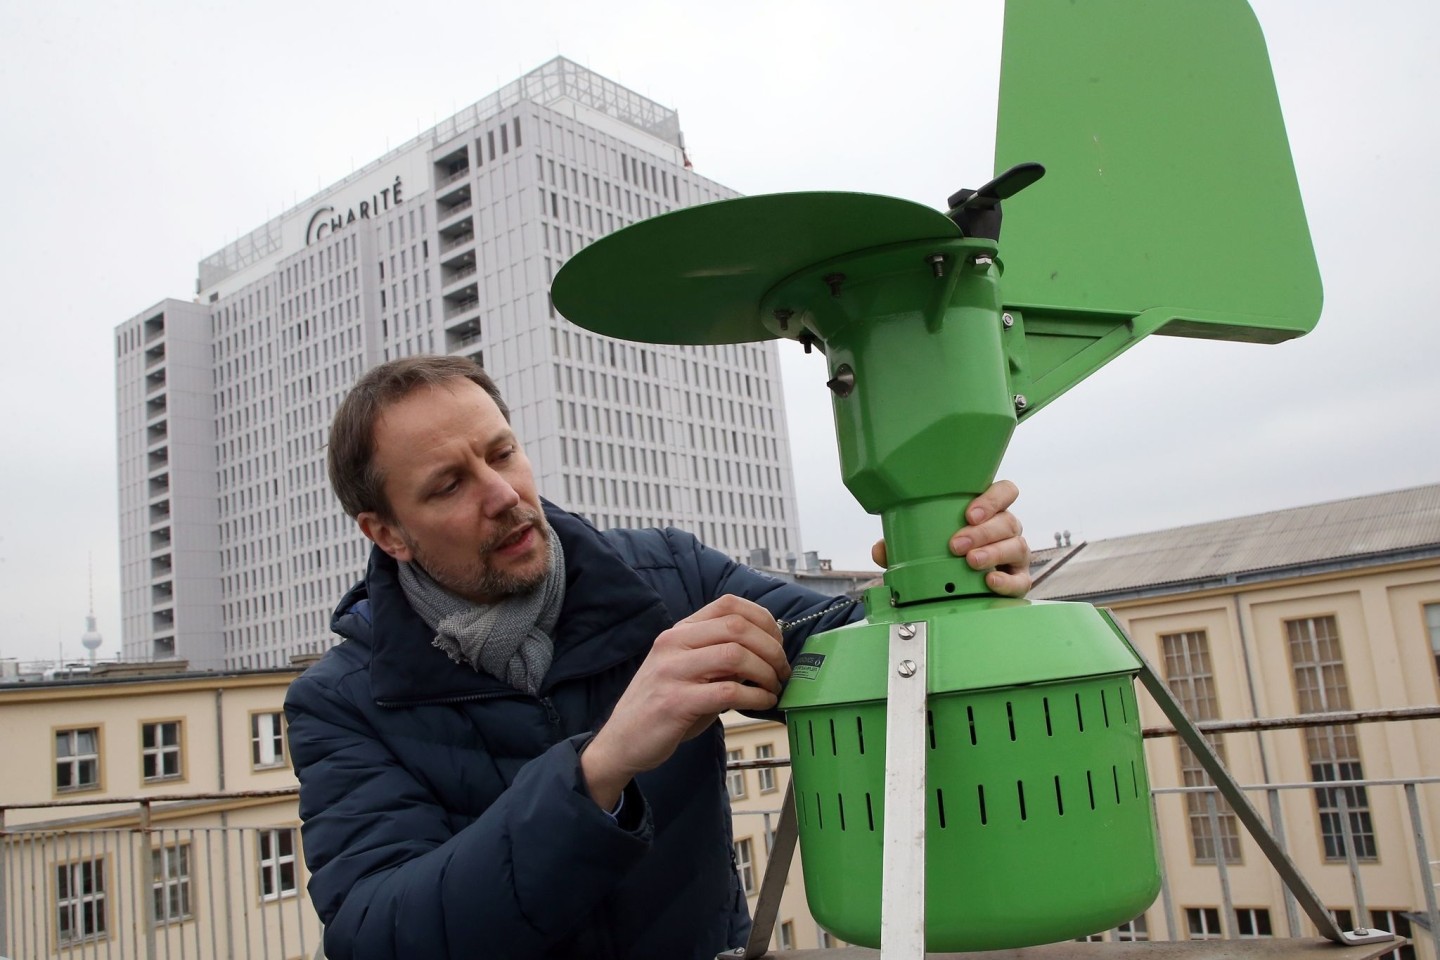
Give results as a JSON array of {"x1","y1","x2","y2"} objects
[{"x1": 327, "y1": 355, "x2": 509, "y2": 519}]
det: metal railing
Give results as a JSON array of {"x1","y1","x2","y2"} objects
[
  {"x1": 7, "y1": 710, "x2": 1435, "y2": 959},
  {"x1": 439, "y1": 231, "x2": 474, "y2": 253},
  {"x1": 730, "y1": 773, "x2": 1436, "y2": 956},
  {"x1": 727, "y1": 706, "x2": 1440, "y2": 958},
  {"x1": 435, "y1": 167, "x2": 470, "y2": 188},
  {"x1": 2, "y1": 792, "x2": 316, "y2": 960}
]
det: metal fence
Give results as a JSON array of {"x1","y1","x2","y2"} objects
[
  {"x1": 4, "y1": 709, "x2": 1436, "y2": 960},
  {"x1": 731, "y1": 774, "x2": 1438, "y2": 957},
  {"x1": 2, "y1": 803, "x2": 319, "y2": 960}
]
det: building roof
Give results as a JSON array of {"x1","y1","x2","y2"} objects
[{"x1": 1031, "y1": 482, "x2": 1440, "y2": 602}]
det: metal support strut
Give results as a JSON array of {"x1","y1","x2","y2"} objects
[{"x1": 1100, "y1": 610, "x2": 1394, "y2": 948}]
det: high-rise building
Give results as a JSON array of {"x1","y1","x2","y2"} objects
[{"x1": 115, "y1": 58, "x2": 804, "y2": 670}]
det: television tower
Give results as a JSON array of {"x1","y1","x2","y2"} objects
[{"x1": 80, "y1": 555, "x2": 103, "y2": 664}]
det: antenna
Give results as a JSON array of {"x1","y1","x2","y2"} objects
[{"x1": 551, "y1": 0, "x2": 1319, "y2": 952}]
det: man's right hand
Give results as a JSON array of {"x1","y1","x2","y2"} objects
[{"x1": 580, "y1": 595, "x2": 790, "y2": 811}]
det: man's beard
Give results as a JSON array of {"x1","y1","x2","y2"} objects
[{"x1": 403, "y1": 505, "x2": 550, "y2": 603}]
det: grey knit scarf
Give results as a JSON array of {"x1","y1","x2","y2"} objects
[{"x1": 397, "y1": 525, "x2": 565, "y2": 696}]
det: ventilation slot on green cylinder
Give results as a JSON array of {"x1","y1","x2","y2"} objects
[{"x1": 551, "y1": 0, "x2": 1320, "y2": 952}]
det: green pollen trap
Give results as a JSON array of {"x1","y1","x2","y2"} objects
[{"x1": 553, "y1": 0, "x2": 1319, "y2": 954}]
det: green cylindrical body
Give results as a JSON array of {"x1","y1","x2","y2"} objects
[{"x1": 780, "y1": 596, "x2": 1161, "y2": 951}]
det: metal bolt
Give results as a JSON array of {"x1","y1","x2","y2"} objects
[
  {"x1": 826, "y1": 364, "x2": 856, "y2": 398},
  {"x1": 1354, "y1": 929, "x2": 1370, "y2": 937},
  {"x1": 897, "y1": 623, "x2": 917, "y2": 640},
  {"x1": 773, "y1": 308, "x2": 792, "y2": 331},
  {"x1": 1002, "y1": 312, "x2": 1014, "y2": 328},
  {"x1": 823, "y1": 273, "x2": 846, "y2": 297},
  {"x1": 926, "y1": 254, "x2": 946, "y2": 278},
  {"x1": 897, "y1": 660, "x2": 918, "y2": 678},
  {"x1": 1013, "y1": 394, "x2": 1029, "y2": 412}
]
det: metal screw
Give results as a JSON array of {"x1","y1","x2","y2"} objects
[
  {"x1": 973, "y1": 255, "x2": 994, "y2": 269},
  {"x1": 1002, "y1": 312, "x2": 1014, "y2": 328},
  {"x1": 1354, "y1": 929, "x2": 1370, "y2": 937},
  {"x1": 773, "y1": 308, "x2": 792, "y2": 331},
  {"x1": 897, "y1": 660, "x2": 917, "y2": 678},
  {"x1": 1013, "y1": 394, "x2": 1029, "y2": 412},
  {"x1": 926, "y1": 254, "x2": 946, "y2": 278},
  {"x1": 897, "y1": 623, "x2": 917, "y2": 640},
  {"x1": 823, "y1": 273, "x2": 846, "y2": 297}
]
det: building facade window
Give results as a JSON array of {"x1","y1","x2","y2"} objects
[
  {"x1": 755, "y1": 743, "x2": 777, "y2": 794},
  {"x1": 55, "y1": 727, "x2": 101, "y2": 793},
  {"x1": 1160, "y1": 630, "x2": 1241, "y2": 863},
  {"x1": 258, "y1": 829, "x2": 298, "y2": 900},
  {"x1": 734, "y1": 837, "x2": 755, "y2": 895},
  {"x1": 1115, "y1": 915, "x2": 1150, "y2": 941},
  {"x1": 152, "y1": 844, "x2": 192, "y2": 924},
  {"x1": 1286, "y1": 616, "x2": 1378, "y2": 860},
  {"x1": 1236, "y1": 908, "x2": 1273, "y2": 938},
  {"x1": 251, "y1": 711, "x2": 286, "y2": 768},
  {"x1": 141, "y1": 720, "x2": 184, "y2": 782},
  {"x1": 779, "y1": 920, "x2": 795, "y2": 951},
  {"x1": 1372, "y1": 910, "x2": 1417, "y2": 960},
  {"x1": 1186, "y1": 907, "x2": 1223, "y2": 940},
  {"x1": 56, "y1": 858, "x2": 107, "y2": 945},
  {"x1": 1425, "y1": 603, "x2": 1440, "y2": 682},
  {"x1": 726, "y1": 749, "x2": 746, "y2": 800}
]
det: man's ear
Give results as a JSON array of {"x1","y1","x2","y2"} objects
[{"x1": 358, "y1": 512, "x2": 413, "y2": 562}]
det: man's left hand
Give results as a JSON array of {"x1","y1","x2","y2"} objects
[{"x1": 870, "y1": 479, "x2": 1032, "y2": 598}]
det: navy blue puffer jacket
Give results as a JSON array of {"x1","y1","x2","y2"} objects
[{"x1": 285, "y1": 503, "x2": 860, "y2": 960}]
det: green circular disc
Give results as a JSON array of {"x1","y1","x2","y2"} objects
[{"x1": 550, "y1": 192, "x2": 959, "y2": 345}]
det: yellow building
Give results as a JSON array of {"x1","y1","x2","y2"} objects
[
  {"x1": 0, "y1": 663, "x2": 316, "y2": 959},
  {"x1": 725, "y1": 483, "x2": 1440, "y2": 956}
]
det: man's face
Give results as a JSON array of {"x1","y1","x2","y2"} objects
[{"x1": 357, "y1": 380, "x2": 549, "y2": 605}]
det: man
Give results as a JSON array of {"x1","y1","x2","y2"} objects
[{"x1": 286, "y1": 355, "x2": 1030, "y2": 960}]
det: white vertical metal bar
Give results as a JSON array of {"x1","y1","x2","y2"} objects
[
  {"x1": 222, "y1": 817, "x2": 238, "y2": 960},
  {"x1": 140, "y1": 803, "x2": 156, "y2": 960},
  {"x1": 1204, "y1": 791, "x2": 1238, "y2": 938},
  {"x1": 277, "y1": 833, "x2": 290, "y2": 960},
  {"x1": 0, "y1": 810, "x2": 9, "y2": 958},
  {"x1": 1150, "y1": 793, "x2": 1177, "y2": 941},
  {"x1": 258, "y1": 836, "x2": 271, "y2": 959},
  {"x1": 189, "y1": 828, "x2": 201, "y2": 960},
  {"x1": 881, "y1": 620, "x2": 927, "y2": 960},
  {"x1": 1403, "y1": 782, "x2": 1440, "y2": 960},
  {"x1": 1266, "y1": 789, "x2": 1302, "y2": 937},
  {"x1": 241, "y1": 830, "x2": 255, "y2": 960},
  {"x1": 159, "y1": 829, "x2": 172, "y2": 960},
  {"x1": 295, "y1": 857, "x2": 309, "y2": 960},
  {"x1": 104, "y1": 829, "x2": 115, "y2": 960},
  {"x1": 30, "y1": 835, "x2": 41, "y2": 957},
  {"x1": 1335, "y1": 789, "x2": 1371, "y2": 930},
  {"x1": 125, "y1": 821, "x2": 139, "y2": 959},
  {"x1": 205, "y1": 828, "x2": 220, "y2": 960}
]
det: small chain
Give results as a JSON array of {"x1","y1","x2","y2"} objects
[{"x1": 777, "y1": 597, "x2": 860, "y2": 634}]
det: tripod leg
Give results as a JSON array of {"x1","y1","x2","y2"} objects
[{"x1": 1099, "y1": 609, "x2": 1392, "y2": 947}]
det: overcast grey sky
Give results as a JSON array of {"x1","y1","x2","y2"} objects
[{"x1": 1, "y1": 1, "x2": 1435, "y2": 664}]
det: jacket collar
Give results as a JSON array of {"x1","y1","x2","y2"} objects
[{"x1": 341, "y1": 501, "x2": 671, "y2": 705}]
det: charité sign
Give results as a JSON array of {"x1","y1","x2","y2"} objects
[{"x1": 304, "y1": 175, "x2": 405, "y2": 245}]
